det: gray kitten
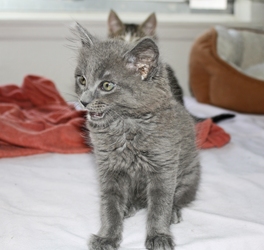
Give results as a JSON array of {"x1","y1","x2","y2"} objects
[{"x1": 74, "y1": 23, "x2": 200, "y2": 250}]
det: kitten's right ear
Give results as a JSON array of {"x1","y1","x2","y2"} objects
[
  {"x1": 75, "y1": 22, "x2": 95, "y2": 47},
  {"x1": 108, "y1": 10, "x2": 124, "y2": 35},
  {"x1": 124, "y1": 38, "x2": 159, "y2": 80}
]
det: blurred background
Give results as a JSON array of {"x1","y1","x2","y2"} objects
[{"x1": 0, "y1": 0, "x2": 263, "y2": 98}]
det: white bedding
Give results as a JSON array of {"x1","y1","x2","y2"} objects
[{"x1": 1, "y1": 97, "x2": 264, "y2": 250}]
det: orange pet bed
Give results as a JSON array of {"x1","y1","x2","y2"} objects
[{"x1": 189, "y1": 26, "x2": 264, "y2": 114}]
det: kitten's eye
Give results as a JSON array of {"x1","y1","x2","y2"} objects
[
  {"x1": 77, "y1": 76, "x2": 86, "y2": 86},
  {"x1": 100, "y1": 81, "x2": 115, "y2": 92}
]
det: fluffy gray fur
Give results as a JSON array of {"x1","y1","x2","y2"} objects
[{"x1": 74, "y1": 23, "x2": 200, "y2": 250}]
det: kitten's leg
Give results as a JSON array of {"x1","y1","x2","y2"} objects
[
  {"x1": 125, "y1": 174, "x2": 148, "y2": 218},
  {"x1": 171, "y1": 162, "x2": 200, "y2": 224},
  {"x1": 89, "y1": 171, "x2": 129, "y2": 250},
  {"x1": 145, "y1": 172, "x2": 176, "y2": 250}
]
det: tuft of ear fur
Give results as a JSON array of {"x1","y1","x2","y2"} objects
[
  {"x1": 75, "y1": 22, "x2": 96, "y2": 47},
  {"x1": 108, "y1": 10, "x2": 124, "y2": 35},
  {"x1": 124, "y1": 38, "x2": 159, "y2": 80},
  {"x1": 140, "y1": 13, "x2": 157, "y2": 36}
]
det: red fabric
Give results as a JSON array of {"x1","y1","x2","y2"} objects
[
  {"x1": 196, "y1": 118, "x2": 231, "y2": 149},
  {"x1": 0, "y1": 75, "x2": 91, "y2": 158}
]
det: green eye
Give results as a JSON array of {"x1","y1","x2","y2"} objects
[
  {"x1": 77, "y1": 76, "x2": 86, "y2": 86},
  {"x1": 101, "y1": 81, "x2": 115, "y2": 92}
]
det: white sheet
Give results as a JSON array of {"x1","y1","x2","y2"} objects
[{"x1": 1, "y1": 97, "x2": 264, "y2": 250}]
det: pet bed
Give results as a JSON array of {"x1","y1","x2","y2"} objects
[
  {"x1": 189, "y1": 25, "x2": 264, "y2": 114},
  {"x1": 1, "y1": 96, "x2": 264, "y2": 250}
]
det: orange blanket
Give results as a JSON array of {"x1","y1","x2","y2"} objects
[
  {"x1": 0, "y1": 75, "x2": 230, "y2": 158},
  {"x1": 196, "y1": 119, "x2": 231, "y2": 149},
  {"x1": 0, "y1": 75, "x2": 91, "y2": 158}
]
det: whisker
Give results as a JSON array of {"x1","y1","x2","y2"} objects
[{"x1": 61, "y1": 91, "x2": 78, "y2": 98}]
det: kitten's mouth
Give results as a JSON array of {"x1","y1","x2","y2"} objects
[{"x1": 88, "y1": 111, "x2": 105, "y2": 120}]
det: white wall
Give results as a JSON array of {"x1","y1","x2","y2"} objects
[{"x1": 0, "y1": 12, "x2": 263, "y2": 100}]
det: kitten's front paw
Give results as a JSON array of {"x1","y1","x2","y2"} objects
[
  {"x1": 171, "y1": 208, "x2": 182, "y2": 224},
  {"x1": 88, "y1": 235, "x2": 120, "y2": 250},
  {"x1": 124, "y1": 205, "x2": 137, "y2": 218},
  {"x1": 145, "y1": 234, "x2": 175, "y2": 250}
]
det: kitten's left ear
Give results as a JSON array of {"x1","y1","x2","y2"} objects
[
  {"x1": 140, "y1": 13, "x2": 157, "y2": 36},
  {"x1": 124, "y1": 38, "x2": 159, "y2": 80},
  {"x1": 108, "y1": 10, "x2": 124, "y2": 35},
  {"x1": 75, "y1": 22, "x2": 96, "y2": 47}
]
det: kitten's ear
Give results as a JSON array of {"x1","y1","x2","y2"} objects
[
  {"x1": 108, "y1": 10, "x2": 124, "y2": 35},
  {"x1": 140, "y1": 13, "x2": 157, "y2": 36},
  {"x1": 75, "y1": 22, "x2": 96, "y2": 47},
  {"x1": 124, "y1": 38, "x2": 159, "y2": 80}
]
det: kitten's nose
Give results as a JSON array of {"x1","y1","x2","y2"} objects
[{"x1": 80, "y1": 100, "x2": 89, "y2": 108}]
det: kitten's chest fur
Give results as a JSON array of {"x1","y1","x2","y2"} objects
[
  {"x1": 90, "y1": 117, "x2": 158, "y2": 175},
  {"x1": 90, "y1": 118, "x2": 159, "y2": 209}
]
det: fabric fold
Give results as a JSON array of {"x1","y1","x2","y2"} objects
[
  {"x1": 196, "y1": 118, "x2": 231, "y2": 149},
  {"x1": 0, "y1": 75, "x2": 91, "y2": 158}
]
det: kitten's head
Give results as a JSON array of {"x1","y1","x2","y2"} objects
[
  {"x1": 108, "y1": 10, "x2": 157, "y2": 42},
  {"x1": 74, "y1": 23, "x2": 170, "y2": 129}
]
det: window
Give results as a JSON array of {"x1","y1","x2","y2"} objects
[{"x1": 0, "y1": 0, "x2": 234, "y2": 14}]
